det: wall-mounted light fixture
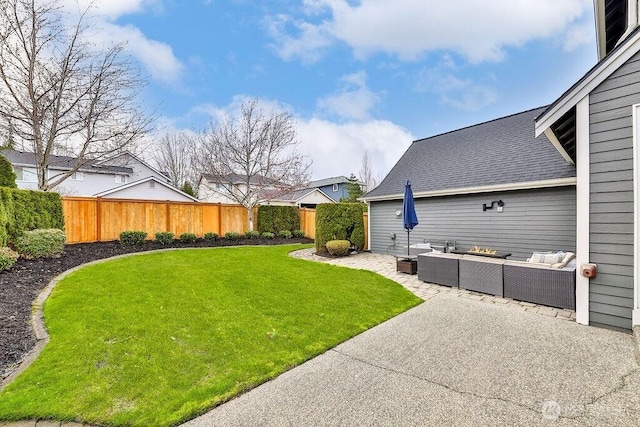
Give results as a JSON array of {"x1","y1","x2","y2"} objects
[
  {"x1": 483, "y1": 200, "x2": 504, "y2": 212},
  {"x1": 395, "y1": 210, "x2": 402, "y2": 217}
]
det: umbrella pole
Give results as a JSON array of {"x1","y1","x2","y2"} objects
[{"x1": 407, "y1": 230, "x2": 410, "y2": 256}]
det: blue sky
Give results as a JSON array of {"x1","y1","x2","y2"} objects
[{"x1": 67, "y1": 0, "x2": 597, "y2": 180}]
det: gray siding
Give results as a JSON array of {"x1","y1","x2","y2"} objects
[
  {"x1": 370, "y1": 187, "x2": 576, "y2": 261},
  {"x1": 588, "y1": 51, "x2": 640, "y2": 330}
]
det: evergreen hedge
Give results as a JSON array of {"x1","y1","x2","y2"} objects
[
  {"x1": 0, "y1": 188, "x2": 64, "y2": 246},
  {"x1": 315, "y1": 203, "x2": 365, "y2": 254},
  {"x1": 0, "y1": 155, "x2": 17, "y2": 188},
  {"x1": 257, "y1": 205, "x2": 300, "y2": 234}
]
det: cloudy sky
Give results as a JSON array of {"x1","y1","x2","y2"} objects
[{"x1": 64, "y1": 0, "x2": 597, "y2": 180}]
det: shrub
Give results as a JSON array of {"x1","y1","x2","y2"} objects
[
  {"x1": 14, "y1": 228, "x2": 66, "y2": 259},
  {"x1": 261, "y1": 232, "x2": 275, "y2": 239},
  {"x1": 155, "y1": 231, "x2": 174, "y2": 244},
  {"x1": 245, "y1": 230, "x2": 260, "y2": 239},
  {"x1": 0, "y1": 188, "x2": 64, "y2": 245},
  {"x1": 119, "y1": 231, "x2": 147, "y2": 245},
  {"x1": 292, "y1": 229, "x2": 305, "y2": 238},
  {"x1": 179, "y1": 232, "x2": 197, "y2": 243},
  {"x1": 278, "y1": 230, "x2": 292, "y2": 239},
  {"x1": 204, "y1": 232, "x2": 218, "y2": 241},
  {"x1": 0, "y1": 247, "x2": 19, "y2": 271},
  {"x1": 326, "y1": 240, "x2": 351, "y2": 257},
  {"x1": 315, "y1": 203, "x2": 366, "y2": 254},
  {"x1": 225, "y1": 231, "x2": 241, "y2": 240},
  {"x1": 0, "y1": 155, "x2": 17, "y2": 188},
  {"x1": 257, "y1": 205, "x2": 300, "y2": 234}
]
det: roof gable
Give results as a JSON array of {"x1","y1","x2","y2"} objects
[
  {"x1": 365, "y1": 107, "x2": 576, "y2": 200},
  {"x1": 93, "y1": 176, "x2": 199, "y2": 201},
  {"x1": 536, "y1": 25, "x2": 640, "y2": 138}
]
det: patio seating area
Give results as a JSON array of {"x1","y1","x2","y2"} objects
[{"x1": 417, "y1": 252, "x2": 576, "y2": 310}]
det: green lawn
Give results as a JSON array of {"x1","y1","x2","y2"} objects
[{"x1": 0, "y1": 245, "x2": 421, "y2": 426}]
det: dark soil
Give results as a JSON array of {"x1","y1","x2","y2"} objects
[{"x1": 0, "y1": 237, "x2": 313, "y2": 381}]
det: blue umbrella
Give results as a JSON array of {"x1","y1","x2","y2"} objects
[{"x1": 402, "y1": 180, "x2": 419, "y2": 256}]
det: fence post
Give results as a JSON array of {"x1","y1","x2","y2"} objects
[
  {"x1": 218, "y1": 203, "x2": 222, "y2": 235},
  {"x1": 96, "y1": 197, "x2": 102, "y2": 242},
  {"x1": 166, "y1": 201, "x2": 171, "y2": 233}
]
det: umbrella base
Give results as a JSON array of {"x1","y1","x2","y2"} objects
[{"x1": 396, "y1": 257, "x2": 417, "y2": 275}]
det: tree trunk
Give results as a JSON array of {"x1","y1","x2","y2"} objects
[{"x1": 247, "y1": 206, "x2": 254, "y2": 231}]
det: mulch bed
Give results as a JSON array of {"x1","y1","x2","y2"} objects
[{"x1": 0, "y1": 237, "x2": 313, "y2": 381}]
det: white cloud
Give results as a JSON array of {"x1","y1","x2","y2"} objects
[
  {"x1": 296, "y1": 118, "x2": 414, "y2": 179},
  {"x1": 416, "y1": 58, "x2": 498, "y2": 111},
  {"x1": 60, "y1": 0, "x2": 184, "y2": 85},
  {"x1": 317, "y1": 71, "x2": 380, "y2": 120},
  {"x1": 268, "y1": 0, "x2": 591, "y2": 63}
]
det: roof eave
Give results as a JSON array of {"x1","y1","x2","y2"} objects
[
  {"x1": 535, "y1": 27, "x2": 640, "y2": 137},
  {"x1": 361, "y1": 178, "x2": 577, "y2": 202}
]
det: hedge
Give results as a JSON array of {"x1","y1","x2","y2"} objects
[
  {"x1": 315, "y1": 203, "x2": 365, "y2": 254},
  {"x1": 257, "y1": 205, "x2": 300, "y2": 234},
  {"x1": 0, "y1": 188, "x2": 64, "y2": 246}
]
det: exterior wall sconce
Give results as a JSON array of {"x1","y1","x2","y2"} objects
[{"x1": 483, "y1": 200, "x2": 504, "y2": 212}]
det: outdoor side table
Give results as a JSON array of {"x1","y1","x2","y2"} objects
[{"x1": 396, "y1": 256, "x2": 417, "y2": 274}]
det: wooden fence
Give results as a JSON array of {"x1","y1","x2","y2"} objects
[{"x1": 62, "y1": 197, "x2": 368, "y2": 249}]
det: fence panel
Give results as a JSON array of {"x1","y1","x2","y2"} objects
[{"x1": 62, "y1": 198, "x2": 368, "y2": 247}]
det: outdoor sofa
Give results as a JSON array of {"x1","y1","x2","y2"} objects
[{"x1": 417, "y1": 251, "x2": 577, "y2": 310}]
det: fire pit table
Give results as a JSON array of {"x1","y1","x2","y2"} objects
[{"x1": 450, "y1": 249, "x2": 511, "y2": 259}]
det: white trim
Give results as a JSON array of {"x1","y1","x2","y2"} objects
[
  {"x1": 268, "y1": 188, "x2": 335, "y2": 205},
  {"x1": 361, "y1": 178, "x2": 577, "y2": 202},
  {"x1": 594, "y1": 0, "x2": 606, "y2": 60},
  {"x1": 535, "y1": 28, "x2": 640, "y2": 137},
  {"x1": 93, "y1": 176, "x2": 199, "y2": 202},
  {"x1": 366, "y1": 201, "x2": 371, "y2": 251},
  {"x1": 619, "y1": 0, "x2": 639, "y2": 47},
  {"x1": 633, "y1": 103, "x2": 640, "y2": 326},
  {"x1": 544, "y1": 128, "x2": 575, "y2": 165},
  {"x1": 575, "y1": 96, "x2": 591, "y2": 326}
]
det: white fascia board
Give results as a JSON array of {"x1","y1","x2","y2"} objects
[
  {"x1": 361, "y1": 178, "x2": 577, "y2": 202},
  {"x1": 575, "y1": 96, "x2": 591, "y2": 326},
  {"x1": 535, "y1": 29, "x2": 640, "y2": 137},
  {"x1": 544, "y1": 128, "x2": 576, "y2": 165},
  {"x1": 633, "y1": 103, "x2": 640, "y2": 326}
]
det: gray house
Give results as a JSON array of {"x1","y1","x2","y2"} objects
[
  {"x1": 363, "y1": 107, "x2": 577, "y2": 261},
  {"x1": 534, "y1": 0, "x2": 640, "y2": 330},
  {"x1": 307, "y1": 176, "x2": 364, "y2": 202},
  {"x1": 365, "y1": 0, "x2": 640, "y2": 331}
]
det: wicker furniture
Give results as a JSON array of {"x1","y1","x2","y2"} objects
[
  {"x1": 503, "y1": 260, "x2": 576, "y2": 310},
  {"x1": 459, "y1": 256, "x2": 506, "y2": 296},
  {"x1": 417, "y1": 253, "x2": 460, "y2": 287}
]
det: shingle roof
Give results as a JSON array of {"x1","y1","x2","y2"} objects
[
  {"x1": 364, "y1": 107, "x2": 576, "y2": 199},
  {"x1": 1, "y1": 149, "x2": 132, "y2": 174},
  {"x1": 308, "y1": 176, "x2": 354, "y2": 187}
]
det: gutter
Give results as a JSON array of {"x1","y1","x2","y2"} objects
[{"x1": 361, "y1": 177, "x2": 577, "y2": 202}]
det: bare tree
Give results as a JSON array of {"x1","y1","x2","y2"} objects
[
  {"x1": 152, "y1": 131, "x2": 198, "y2": 192},
  {"x1": 197, "y1": 98, "x2": 311, "y2": 230},
  {"x1": 0, "y1": 0, "x2": 151, "y2": 191},
  {"x1": 359, "y1": 150, "x2": 379, "y2": 193}
]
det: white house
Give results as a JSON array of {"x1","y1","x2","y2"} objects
[
  {"x1": 197, "y1": 173, "x2": 288, "y2": 204},
  {"x1": 1, "y1": 149, "x2": 196, "y2": 202},
  {"x1": 263, "y1": 187, "x2": 335, "y2": 208}
]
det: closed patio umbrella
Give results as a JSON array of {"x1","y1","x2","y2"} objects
[{"x1": 402, "y1": 180, "x2": 418, "y2": 256}]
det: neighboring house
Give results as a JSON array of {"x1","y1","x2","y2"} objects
[
  {"x1": 264, "y1": 187, "x2": 335, "y2": 208},
  {"x1": 362, "y1": 107, "x2": 577, "y2": 261},
  {"x1": 364, "y1": 0, "x2": 640, "y2": 331},
  {"x1": 1, "y1": 149, "x2": 193, "y2": 202},
  {"x1": 306, "y1": 176, "x2": 364, "y2": 202},
  {"x1": 197, "y1": 173, "x2": 287, "y2": 204},
  {"x1": 94, "y1": 177, "x2": 198, "y2": 202}
]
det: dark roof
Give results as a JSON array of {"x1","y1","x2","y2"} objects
[
  {"x1": 365, "y1": 107, "x2": 576, "y2": 199},
  {"x1": 1, "y1": 149, "x2": 132, "y2": 174},
  {"x1": 308, "y1": 176, "x2": 354, "y2": 187}
]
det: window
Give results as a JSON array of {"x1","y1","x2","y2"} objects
[
  {"x1": 70, "y1": 171, "x2": 83, "y2": 181},
  {"x1": 332, "y1": 183, "x2": 339, "y2": 192},
  {"x1": 115, "y1": 175, "x2": 129, "y2": 184},
  {"x1": 14, "y1": 166, "x2": 37, "y2": 182}
]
